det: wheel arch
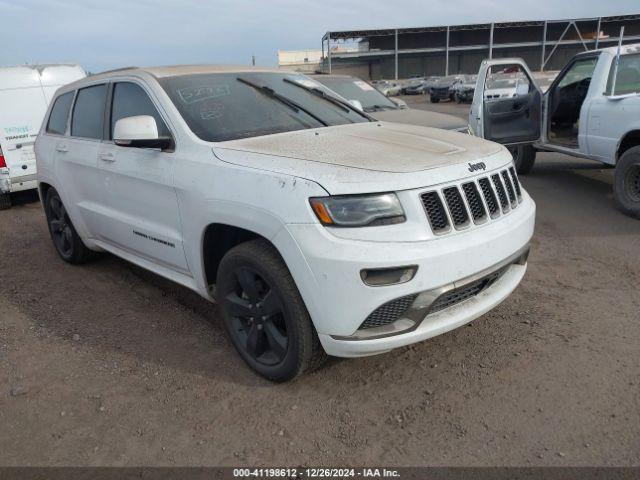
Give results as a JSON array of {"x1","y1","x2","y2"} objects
[
  {"x1": 38, "y1": 181, "x2": 53, "y2": 205},
  {"x1": 617, "y1": 130, "x2": 640, "y2": 162},
  {"x1": 202, "y1": 223, "x2": 281, "y2": 288}
]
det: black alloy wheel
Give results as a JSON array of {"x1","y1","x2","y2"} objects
[
  {"x1": 44, "y1": 188, "x2": 94, "y2": 263},
  {"x1": 48, "y1": 194, "x2": 74, "y2": 258},
  {"x1": 224, "y1": 266, "x2": 289, "y2": 366},
  {"x1": 217, "y1": 239, "x2": 326, "y2": 381}
]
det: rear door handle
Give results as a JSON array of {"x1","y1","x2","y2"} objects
[
  {"x1": 55, "y1": 144, "x2": 69, "y2": 153},
  {"x1": 99, "y1": 152, "x2": 116, "y2": 162}
]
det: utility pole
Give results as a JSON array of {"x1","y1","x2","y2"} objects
[{"x1": 251, "y1": 55, "x2": 256, "y2": 66}]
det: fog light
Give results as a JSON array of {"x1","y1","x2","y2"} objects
[{"x1": 360, "y1": 265, "x2": 418, "y2": 287}]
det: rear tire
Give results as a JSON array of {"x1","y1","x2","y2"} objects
[
  {"x1": 614, "y1": 146, "x2": 640, "y2": 219},
  {"x1": 44, "y1": 188, "x2": 94, "y2": 264},
  {"x1": 510, "y1": 145, "x2": 537, "y2": 175},
  {"x1": 0, "y1": 193, "x2": 10, "y2": 210},
  {"x1": 217, "y1": 239, "x2": 326, "y2": 382}
]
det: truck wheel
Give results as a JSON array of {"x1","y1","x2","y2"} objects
[
  {"x1": 44, "y1": 187, "x2": 94, "y2": 264},
  {"x1": 614, "y1": 146, "x2": 640, "y2": 219},
  {"x1": 217, "y1": 239, "x2": 326, "y2": 382},
  {"x1": 430, "y1": 96, "x2": 439, "y2": 104},
  {"x1": 510, "y1": 145, "x2": 536, "y2": 175},
  {"x1": 0, "y1": 193, "x2": 10, "y2": 210}
]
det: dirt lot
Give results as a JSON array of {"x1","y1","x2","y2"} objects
[{"x1": 1, "y1": 98, "x2": 639, "y2": 467}]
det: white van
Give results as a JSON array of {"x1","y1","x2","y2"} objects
[{"x1": 0, "y1": 64, "x2": 86, "y2": 209}]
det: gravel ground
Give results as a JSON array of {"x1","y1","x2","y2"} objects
[{"x1": 0, "y1": 99, "x2": 639, "y2": 466}]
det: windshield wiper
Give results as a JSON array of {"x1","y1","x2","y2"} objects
[
  {"x1": 282, "y1": 78, "x2": 374, "y2": 121},
  {"x1": 237, "y1": 77, "x2": 328, "y2": 126}
]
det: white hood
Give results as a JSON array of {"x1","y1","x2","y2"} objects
[{"x1": 214, "y1": 122, "x2": 511, "y2": 194}]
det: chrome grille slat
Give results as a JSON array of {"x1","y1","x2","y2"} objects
[
  {"x1": 420, "y1": 191, "x2": 450, "y2": 233},
  {"x1": 509, "y1": 166, "x2": 523, "y2": 202},
  {"x1": 478, "y1": 177, "x2": 500, "y2": 218},
  {"x1": 501, "y1": 170, "x2": 517, "y2": 207},
  {"x1": 442, "y1": 186, "x2": 470, "y2": 228},
  {"x1": 491, "y1": 173, "x2": 510, "y2": 212},
  {"x1": 461, "y1": 182, "x2": 487, "y2": 223}
]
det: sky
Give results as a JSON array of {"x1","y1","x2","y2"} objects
[{"x1": 0, "y1": 0, "x2": 637, "y2": 72}]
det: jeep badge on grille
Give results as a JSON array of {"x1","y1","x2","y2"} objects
[{"x1": 468, "y1": 162, "x2": 486, "y2": 172}]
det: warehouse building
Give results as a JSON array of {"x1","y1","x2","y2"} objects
[{"x1": 320, "y1": 14, "x2": 640, "y2": 80}]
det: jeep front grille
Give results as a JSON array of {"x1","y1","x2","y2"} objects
[
  {"x1": 420, "y1": 167, "x2": 523, "y2": 235},
  {"x1": 359, "y1": 293, "x2": 419, "y2": 330}
]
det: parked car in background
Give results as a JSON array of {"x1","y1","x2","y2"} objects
[
  {"x1": 311, "y1": 74, "x2": 468, "y2": 131},
  {"x1": 429, "y1": 75, "x2": 464, "y2": 103},
  {"x1": 36, "y1": 65, "x2": 535, "y2": 381},
  {"x1": 372, "y1": 79, "x2": 402, "y2": 96},
  {"x1": 484, "y1": 75, "x2": 528, "y2": 100},
  {"x1": 404, "y1": 79, "x2": 429, "y2": 95},
  {"x1": 452, "y1": 75, "x2": 477, "y2": 103},
  {"x1": 0, "y1": 64, "x2": 86, "y2": 209},
  {"x1": 470, "y1": 44, "x2": 640, "y2": 218}
]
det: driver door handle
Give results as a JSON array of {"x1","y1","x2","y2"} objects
[
  {"x1": 55, "y1": 144, "x2": 68, "y2": 153},
  {"x1": 99, "y1": 152, "x2": 116, "y2": 162}
]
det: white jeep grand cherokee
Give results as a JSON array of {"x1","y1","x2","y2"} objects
[{"x1": 35, "y1": 66, "x2": 535, "y2": 381}]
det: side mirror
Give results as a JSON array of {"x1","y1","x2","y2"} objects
[
  {"x1": 113, "y1": 115, "x2": 172, "y2": 150},
  {"x1": 348, "y1": 99, "x2": 364, "y2": 111},
  {"x1": 389, "y1": 97, "x2": 408, "y2": 109}
]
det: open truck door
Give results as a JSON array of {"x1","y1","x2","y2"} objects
[{"x1": 469, "y1": 59, "x2": 543, "y2": 174}]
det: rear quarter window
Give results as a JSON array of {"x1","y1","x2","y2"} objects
[
  {"x1": 46, "y1": 91, "x2": 74, "y2": 135},
  {"x1": 607, "y1": 53, "x2": 640, "y2": 95}
]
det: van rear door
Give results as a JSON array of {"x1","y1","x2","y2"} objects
[{"x1": 0, "y1": 86, "x2": 48, "y2": 190}]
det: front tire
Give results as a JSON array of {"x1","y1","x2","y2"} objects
[
  {"x1": 44, "y1": 188, "x2": 94, "y2": 264},
  {"x1": 614, "y1": 146, "x2": 640, "y2": 219},
  {"x1": 510, "y1": 145, "x2": 537, "y2": 175},
  {"x1": 217, "y1": 239, "x2": 326, "y2": 382},
  {"x1": 0, "y1": 193, "x2": 10, "y2": 210},
  {"x1": 430, "y1": 96, "x2": 440, "y2": 104}
]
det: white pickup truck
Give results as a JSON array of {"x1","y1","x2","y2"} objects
[{"x1": 469, "y1": 44, "x2": 640, "y2": 218}]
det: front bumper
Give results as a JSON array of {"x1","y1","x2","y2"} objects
[{"x1": 280, "y1": 192, "x2": 535, "y2": 357}]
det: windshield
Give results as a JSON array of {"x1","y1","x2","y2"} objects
[
  {"x1": 159, "y1": 72, "x2": 369, "y2": 142},
  {"x1": 313, "y1": 77, "x2": 397, "y2": 112}
]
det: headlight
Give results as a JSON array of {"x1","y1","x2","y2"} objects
[{"x1": 309, "y1": 193, "x2": 405, "y2": 227}]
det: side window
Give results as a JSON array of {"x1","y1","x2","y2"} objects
[
  {"x1": 556, "y1": 57, "x2": 597, "y2": 90},
  {"x1": 110, "y1": 82, "x2": 171, "y2": 139},
  {"x1": 46, "y1": 91, "x2": 74, "y2": 135},
  {"x1": 484, "y1": 64, "x2": 532, "y2": 101},
  {"x1": 606, "y1": 53, "x2": 640, "y2": 95},
  {"x1": 71, "y1": 84, "x2": 107, "y2": 140}
]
